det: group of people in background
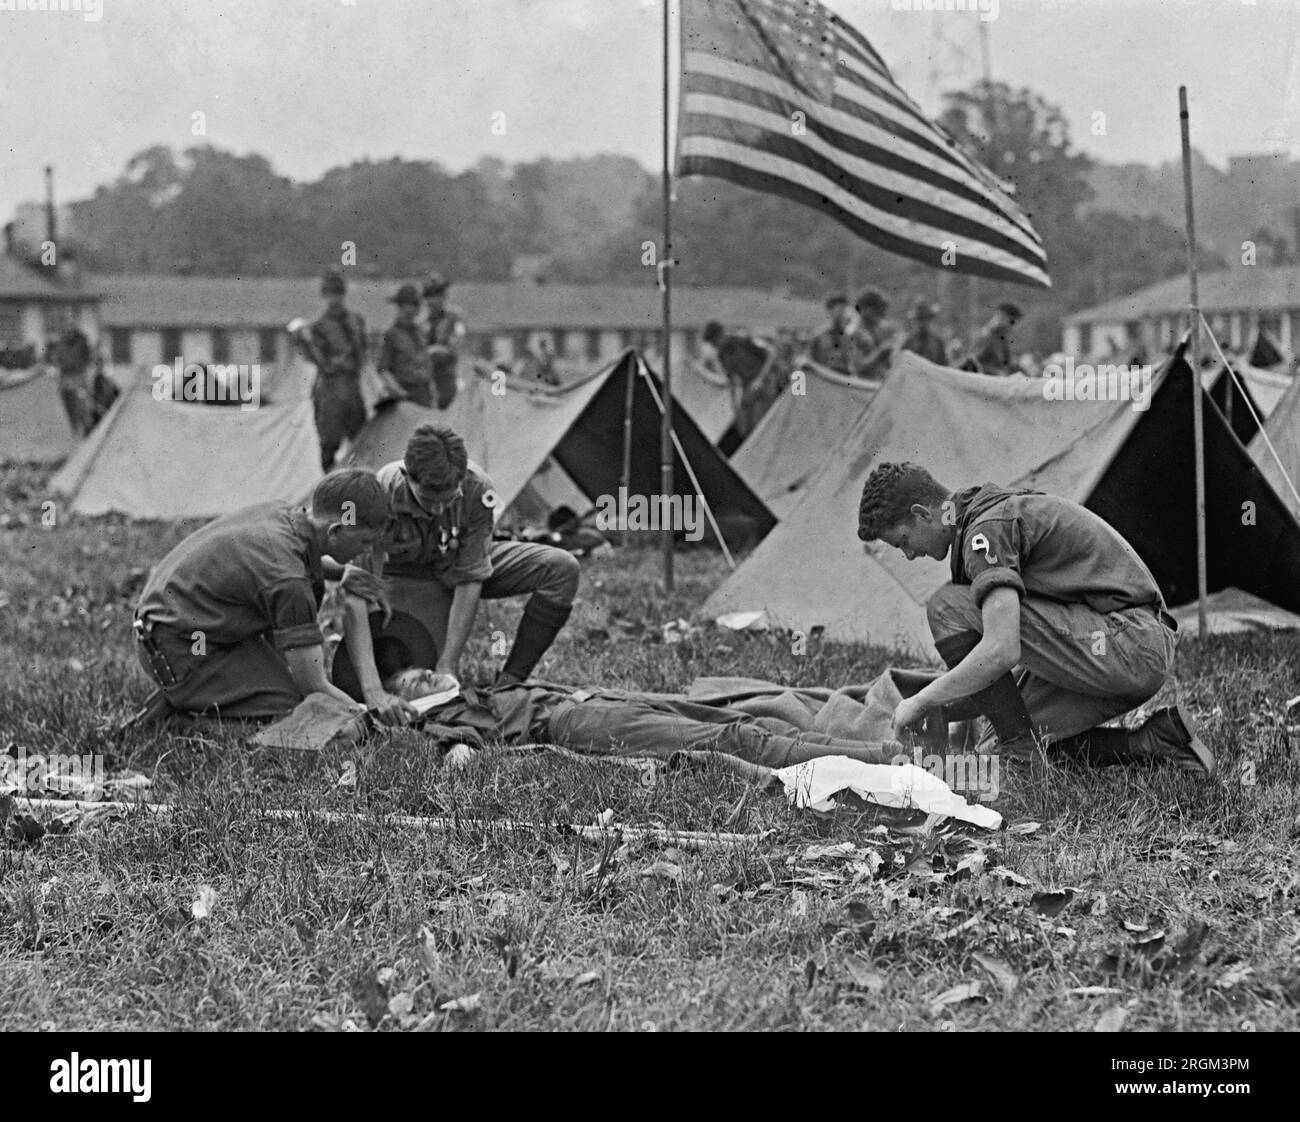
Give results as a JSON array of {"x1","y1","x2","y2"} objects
[
  {"x1": 806, "y1": 288, "x2": 1027, "y2": 380},
  {"x1": 302, "y1": 267, "x2": 466, "y2": 471}
]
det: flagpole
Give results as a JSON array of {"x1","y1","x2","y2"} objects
[
  {"x1": 1179, "y1": 85, "x2": 1208, "y2": 641},
  {"x1": 661, "y1": 0, "x2": 675, "y2": 591}
]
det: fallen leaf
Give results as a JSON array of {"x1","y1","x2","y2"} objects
[
  {"x1": 955, "y1": 850, "x2": 988, "y2": 877},
  {"x1": 1122, "y1": 918, "x2": 1149, "y2": 933},
  {"x1": 991, "y1": 866, "x2": 1030, "y2": 886},
  {"x1": 639, "y1": 861, "x2": 683, "y2": 882},
  {"x1": 311, "y1": 1013, "x2": 362, "y2": 1032},
  {"x1": 573, "y1": 971, "x2": 602, "y2": 987},
  {"x1": 1069, "y1": 986, "x2": 1122, "y2": 997},
  {"x1": 929, "y1": 981, "x2": 984, "y2": 1016},
  {"x1": 593, "y1": 809, "x2": 615, "y2": 828},
  {"x1": 191, "y1": 885, "x2": 218, "y2": 921},
  {"x1": 439, "y1": 993, "x2": 482, "y2": 1013},
  {"x1": 387, "y1": 992, "x2": 414, "y2": 1019},
  {"x1": 800, "y1": 842, "x2": 858, "y2": 862},
  {"x1": 1216, "y1": 963, "x2": 1253, "y2": 989},
  {"x1": 789, "y1": 889, "x2": 809, "y2": 918},
  {"x1": 844, "y1": 955, "x2": 884, "y2": 994},
  {"x1": 1030, "y1": 889, "x2": 1075, "y2": 918},
  {"x1": 1008, "y1": 821, "x2": 1041, "y2": 835},
  {"x1": 1094, "y1": 1005, "x2": 1128, "y2": 1032},
  {"x1": 972, "y1": 953, "x2": 1019, "y2": 995}
]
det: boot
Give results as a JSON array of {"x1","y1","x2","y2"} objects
[
  {"x1": 498, "y1": 600, "x2": 572, "y2": 685},
  {"x1": 933, "y1": 630, "x2": 1037, "y2": 756},
  {"x1": 1054, "y1": 708, "x2": 1215, "y2": 777}
]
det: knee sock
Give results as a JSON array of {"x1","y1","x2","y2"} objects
[{"x1": 499, "y1": 599, "x2": 572, "y2": 684}]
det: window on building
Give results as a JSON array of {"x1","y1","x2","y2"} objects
[
  {"x1": 109, "y1": 328, "x2": 132, "y2": 364},
  {"x1": 585, "y1": 329, "x2": 601, "y2": 361},
  {"x1": 161, "y1": 328, "x2": 183, "y2": 362},
  {"x1": 258, "y1": 328, "x2": 279, "y2": 363},
  {"x1": 0, "y1": 304, "x2": 21, "y2": 345},
  {"x1": 1078, "y1": 323, "x2": 1092, "y2": 356},
  {"x1": 211, "y1": 327, "x2": 231, "y2": 364}
]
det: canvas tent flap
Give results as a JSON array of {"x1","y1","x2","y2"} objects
[
  {"x1": 0, "y1": 368, "x2": 79, "y2": 463},
  {"x1": 553, "y1": 353, "x2": 775, "y2": 547},
  {"x1": 673, "y1": 360, "x2": 736, "y2": 444},
  {"x1": 704, "y1": 351, "x2": 1300, "y2": 657},
  {"x1": 731, "y1": 361, "x2": 879, "y2": 518},
  {"x1": 1249, "y1": 371, "x2": 1300, "y2": 521},
  {"x1": 50, "y1": 377, "x2": 323, "y2": 519}
]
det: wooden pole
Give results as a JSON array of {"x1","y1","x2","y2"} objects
[
  {"x1": 620, "y1": 351, "x2": 635, "y2": 546},
  {"x1": 661, "y1": 0, "x2": 675, "y2": 591},
  {"x1": 1179, "y1": 86, "x2": 1209, "y2": 640}
]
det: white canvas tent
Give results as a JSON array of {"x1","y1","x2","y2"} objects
[
  {"x1": 50, "y1": 363, "x2": 323, "y2": 519},
  {"x1": 0, "y1": 369, "x2": 79, "y2": 463},
  {"x1": 705, "y1": 350, "x2": 1300, "y2": 658},
  {"x1": 731, "y1": 361, "x2": 879, "y2": 518}
]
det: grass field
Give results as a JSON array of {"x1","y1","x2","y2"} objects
[{"x1": 2, "y1": 462, "x2": 1300, "y2": 1032}]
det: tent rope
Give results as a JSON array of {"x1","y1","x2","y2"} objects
[
  {"x1": 1198, "y1": 313, "x2": 1300, "y2": 515},
  {"x1": 635, "y1": 355, "x2": 737, "y2": 570}
]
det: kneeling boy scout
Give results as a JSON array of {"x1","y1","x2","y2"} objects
[
  {"x1": 856, "y1": 462, "x2": 1215, "y2": 776},
  {"x1": 134, "y1": 469, "x2": 390, "y2": 719},
  {"x1": 340, "y1": 424, "x2": 579, "y2": 724}
]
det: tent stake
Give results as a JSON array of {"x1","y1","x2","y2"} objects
[{"x1": 1179, "y1": 86, "x2": 1209, "y2": 641}]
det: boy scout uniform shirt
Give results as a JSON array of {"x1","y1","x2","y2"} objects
[
  {"x1": 377, "y1": 320, "x2": 433, "y2": 391},
  {"x1": 374, "y1": 460, "x2": 497, "y2": 586},
  {"x1": 136, "y1": 502, "x2": 325, "y2": 650},
  {"x1": 949, "y1": 483, "x2": 1167, "y2": 617}
]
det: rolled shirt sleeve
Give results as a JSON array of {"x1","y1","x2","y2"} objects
[
  {"x1": 963, "y1": 519, "x2": 1027, "y2": 606},
  {"x1": 261, "y1": 578, "x2": 326, "y2": 650}
]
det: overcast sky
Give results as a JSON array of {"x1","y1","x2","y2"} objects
[{"x1": 2, "y1": 0, "x2": 1298, "y2": 223}]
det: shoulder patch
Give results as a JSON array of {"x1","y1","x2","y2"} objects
[{"x1": 969, "y1": 532, "x2": 999, "y2": 565}]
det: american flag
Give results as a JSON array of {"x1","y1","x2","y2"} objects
[{"x1": 676, "y1": 0, "x2": 1051, "y2": 288}]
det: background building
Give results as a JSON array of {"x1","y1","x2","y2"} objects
[
  {"x1": 1063, "y1": 263, "x2": 1300, "y2": 363},
  {"x1": 90, "y1": 274, "x2": 823, "y2": 380}
]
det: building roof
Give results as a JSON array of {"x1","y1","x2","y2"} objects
[
  {"x1": 90, "y1": 274, "x2": 825, "y2": 333},
  {"x1": 0, "y1": 253, "x2": 96, "y2": 302},
  {"x1": 1066, "y1": 264, "x2": 1300, "y2": 326}
]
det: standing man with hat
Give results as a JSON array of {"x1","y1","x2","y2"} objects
[
  {"x1": 376, "y1": 283, "x2": 434, "y2": 406},
  {"x1": 901, "y1": 300, "x2": 948, "y2": 366},
  {"x1": 808, "y1": 294, "x2": 855, "y2": 374},
  {"x1": 972, "y1": 302, "x2": 1024, "y2": 376},
  {"x1": 422, "y1": 272, "x2": 466, "y2": 410},
  {"x1": 309, "y1": 267, "x2": 369, "y2": 470},
  {"x1": 848, "y1": 287, "x2": 893, "y2": 380}
]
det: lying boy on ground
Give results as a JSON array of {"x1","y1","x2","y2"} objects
[
  {"x1": 134, "y1": 469, "x2": 391, "y2": 720},
  {"x1": 331, "y1": 610, "x2": 897, "y2": 769},
  {"x1": 856, "y1": 462, "x2": 1215, "y2": 776}
]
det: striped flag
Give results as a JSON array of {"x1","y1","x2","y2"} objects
[{"x1": 677, "y1": 0, "x2": 1051, "y2": 288}]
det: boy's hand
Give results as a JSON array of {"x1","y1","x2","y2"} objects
[
  {"x1": 364, "y1": 690, "x2": 417, "y2": 726},
  {"x1": 891, "y1": 694, "x2": 929, "y2": 738}
]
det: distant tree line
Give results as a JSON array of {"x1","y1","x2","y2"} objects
[{"x1": 55, "y1": 82, "x2": 1222, "y2": 353}]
